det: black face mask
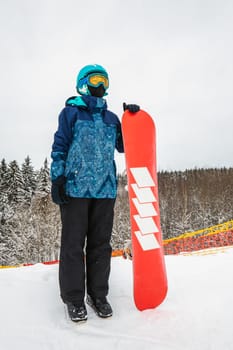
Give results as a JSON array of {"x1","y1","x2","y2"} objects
[{"x1": 88, "y1": 85, "x2": 106, "y2": 98}]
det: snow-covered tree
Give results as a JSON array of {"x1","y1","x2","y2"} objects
[
  {"x1": 5, "y1": 160, "x2": 25, "y2": 206},
  {"x1": 0, "y1": 159, "x2": 10, "y2": 224},
  {"x1": 21, "y1": 156, "x2": 37, "y2": 205},
  {"x1": 36, "y1": 158, "x2": 51, "y2": 198},
  {"x1": 0, "y1": 159, "x2": 8, "y2": 191}
]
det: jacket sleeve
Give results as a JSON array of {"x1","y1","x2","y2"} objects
[{"x1": 50, "y1": 107, "x2": 77, "y2": 181}]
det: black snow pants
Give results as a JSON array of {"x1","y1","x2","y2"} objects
[{"x1": 59, "y1": 197, "x2": 115, "y2": 304}]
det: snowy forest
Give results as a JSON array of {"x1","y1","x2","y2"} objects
[{"x1": 0, "y1": 156, "x2": 232, "y2": 265}]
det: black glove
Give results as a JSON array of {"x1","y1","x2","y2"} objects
[
  {"x1": 51, "y1": 175, "x2": 69, "y2": 205},
  {"x1": 123, "y1": 102, "x2": 140, "y2": 113}
]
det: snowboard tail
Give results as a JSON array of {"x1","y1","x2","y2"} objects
[{"x1": 122, "y1": 109, "x2": 168, "y2": 310}]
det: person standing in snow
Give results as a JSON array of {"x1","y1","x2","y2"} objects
[{"x1": 50, "y1": 64, "x2": 139, "y2": 322}]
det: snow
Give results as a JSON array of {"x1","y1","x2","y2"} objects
[{"x1": 1, "y1": 249, "x2": 233, "y2": 350}]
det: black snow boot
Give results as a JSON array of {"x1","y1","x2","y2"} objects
[
  {"x1": 66, "y1": 302, "x2": 87, "y2": 322},
  {"x1": 86, "y1": 295, "x2": 113, "y2": 318}
]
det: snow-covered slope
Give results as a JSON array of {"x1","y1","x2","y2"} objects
[{"x1": 1, "y1": 249, "x2": 233, "y2": 350}]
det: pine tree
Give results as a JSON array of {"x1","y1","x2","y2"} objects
[
  {"x1": 0, "y1": 158, "x2": 8, "y2": 192},
  {"x1": 0, "y1": 159, "x2": 23, "y2": 264},
  {"x1": 36, "y1": 158, "x2": 51, "y2": 197},
  {"x1": 21, "y1": 156, "x2": 36, "y2": 205},
  {"x1": 0, "y1": 159, "x2": 9, "y2": 224},
  {"x1": 5, "y1": 160, "x2": 25, "y2": 205}
]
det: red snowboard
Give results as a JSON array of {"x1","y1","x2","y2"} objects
[{"x1": 122, "y1": 109, "x2": 168, "y2": 311}]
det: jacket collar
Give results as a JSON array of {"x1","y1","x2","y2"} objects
[{"x1": 66, "y1": 95, "x2": 107, "y2": 112}]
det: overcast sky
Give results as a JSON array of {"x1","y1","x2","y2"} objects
[{"x1": 0, "y1": 0, "x2": 233, "y2": 172}]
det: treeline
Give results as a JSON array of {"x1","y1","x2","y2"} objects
[
  {"x1": 0, "y1": 157, "x2": 60, "y2": 265},
  {"x1": 158, "y1": 168, "x2": 233, "y2": 238},
  {"x1": 0, "y1": 157, "x2": 232, "y2": 265}
]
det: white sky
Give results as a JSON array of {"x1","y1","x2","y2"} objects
[{"x1": 0, "y1": 0, "x2": 233, "y2": 171}]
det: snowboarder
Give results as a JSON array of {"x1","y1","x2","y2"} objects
[{"x1": 50, "y1": 64, "x2": 139, "y2": 322}]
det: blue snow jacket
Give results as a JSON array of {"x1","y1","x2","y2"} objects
[{"x1": 50, "y1": 95, "x2": 124, "y2": 199}]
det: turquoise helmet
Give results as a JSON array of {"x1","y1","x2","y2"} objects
[{"x1": 76, "y1": 64, "x2": 109, "y2": 96}]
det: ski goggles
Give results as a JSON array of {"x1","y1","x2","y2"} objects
[{"x1": 87, "y1": 73, "x2": 109, "y2": 89}]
